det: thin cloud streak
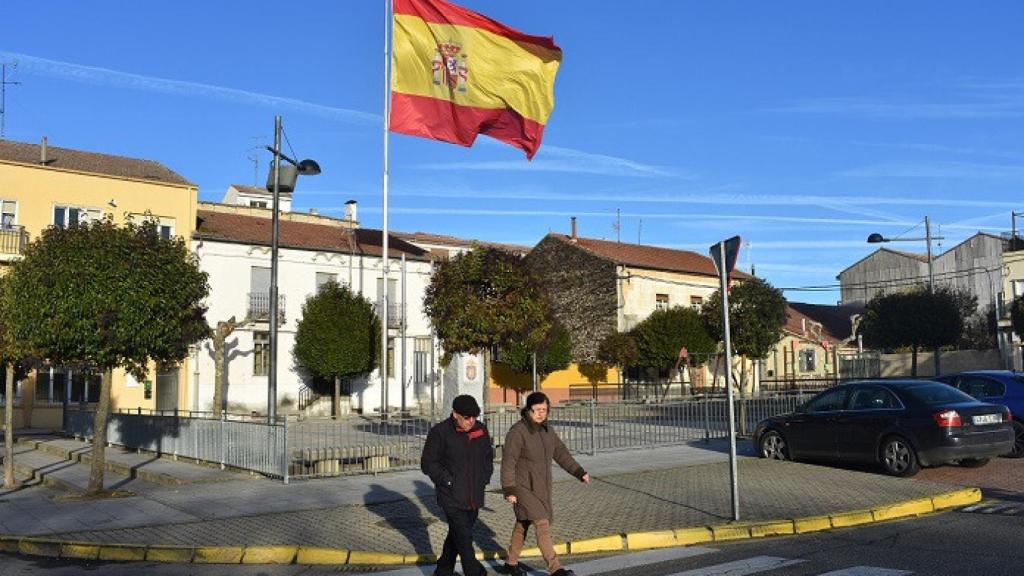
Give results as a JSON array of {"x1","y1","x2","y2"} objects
[
  {"x1": 770, "y1": 97, "x2": 1024, "y2": 119},
  {"x1": 2, "y1": 51, "x2": 379, "y2": 125},
  {"x1": 837, "y1": 161, "x2": 1024, "y2": 181}
]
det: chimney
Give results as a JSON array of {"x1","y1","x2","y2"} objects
[
  {"x1": 570, "y1": 216, "x2": 577, "y2": 241},
  {"x1": 344, "y1": 200, "x2": 358, "y2": 222},
  {"x1": 40, "y1": 136, "x2": 48, "y2": 165}
]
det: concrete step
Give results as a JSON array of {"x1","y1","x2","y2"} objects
[
  {"x1": 2, "y1": 446, "x2": 165, "y2": 493},
  {"x1": 13, "y1": 436, "x2": 247, "y2": 486}
]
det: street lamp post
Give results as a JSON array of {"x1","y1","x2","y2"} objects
[
  {"x1": 266, "y1": 115, "x2": 320, "y2": 424},
  {"x1": 867, "y1": 216, "x2": 945, "y2": 376}
]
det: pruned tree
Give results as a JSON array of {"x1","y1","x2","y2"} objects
[
  {"x1": 498, "y1": 322, "x2": 572, "y2": 389},
  {"x1": 0, "y1": 276, "x2": 33, "y2": 490},
  {"x1": 701, "y1": 278, "x2": 787, "y2": 394},
  {"x1": 596, "y1": 331, "x2": 639, "y2": 384},
  {"x1": 211, "y1": 316, "x2": 238, "y2": 416},
  {"x1": 424, "y1": 247, "x2": 550, "y2": 410},
  {"x1": 2, "y1": 217, "x2": 209, "y2": 493},
  {"x1": 633, "y1": 306, "x2": 716, "y2": 389},
  {"x1": 861, "y1": 287, "x2": 963, "y2": 377},
  {"x1": 293, "y1": 281, "x2": 379, "y2": 417}
]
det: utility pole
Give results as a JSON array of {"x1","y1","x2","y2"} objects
[{"x1": 1, "y1": 61, "x2": 22, "y2": 140}]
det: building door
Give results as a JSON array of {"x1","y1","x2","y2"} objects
[{"x1": 155, "y1": 369, "x2": 179, "y2": 412}]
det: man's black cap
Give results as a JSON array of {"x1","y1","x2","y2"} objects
[{"x1": 452, "y1": 394, "x2": 481, "y2": 417}]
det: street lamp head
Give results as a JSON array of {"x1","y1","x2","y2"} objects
[
  {"x1": 296, "y1": 159, "x2": 321, "y2": 176},
  {"x1": 866, "y1": 233, "x2": 887, "y2": 244}
]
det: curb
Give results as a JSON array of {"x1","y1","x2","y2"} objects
[{"x1": 0, "y1": 487, "x2": 981, "y2": 565}]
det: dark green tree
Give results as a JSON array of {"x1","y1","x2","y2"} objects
[
  {"x1": 1011, "y1": 297, "x2": 1024, "y2": 343},
  {"x1": 633, "y1": 306, "x2": 716, "y2": 377},
  {"x1": 861, "y1": 287, "x2": 963, "y2": 377},
  {"x1": 293, "y1": 281, "x2": 379, "y2": 417},
  {"x1": 498, "y1": 322, "x2": 572, "y2": 386},
  {"x1": 0, "y1": 276, "x2": 34, "y2": 490},
  {"x1": 424, "y1": 247, "x2": 550, "y2": 410},
  {"x1": 2, "y1": 217, "x2": 209, "y2": 493},
  {"x1": 596, "y1": 331, "x2": 640, "y2": 383}
]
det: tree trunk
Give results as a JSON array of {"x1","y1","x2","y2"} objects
[
  {"x1": 87, "y1": 369, "x2": 113, "y2": 494},
  {"x1": 212, "y1": 318, "x2": 237, "y2": 417},
  {"x1": 4, "y1": 364, "x2": 15, "y2": 489},
  {"x1": 910, "y1": 345, "x2": 919, "y2": 378},
  {"x1": 333, "y1": 375, "x2": 341, "y2": 419},
  {"x1": 482, "y1": 350, "x2": 491, "y2": 416}
]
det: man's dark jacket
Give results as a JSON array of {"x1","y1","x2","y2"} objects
[{"x1": 421, "y1": 417, "x2": 494, "y2": 510}]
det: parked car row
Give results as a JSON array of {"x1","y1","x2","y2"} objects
[{"x1": 754, "y1": 377, "x2": 1016, "y2": 477}]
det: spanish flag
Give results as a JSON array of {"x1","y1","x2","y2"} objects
[{"x1": 390, "y1": 0, "x2": 562, "y2": 159}]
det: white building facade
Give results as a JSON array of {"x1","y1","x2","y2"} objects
[{"x1": 191, "y1": 203, "x2": 440, "y2": 416}]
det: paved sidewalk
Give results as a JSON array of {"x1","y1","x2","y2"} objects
[{"x1": 0, "y1": 436, "x2": 972, "y2": 558}]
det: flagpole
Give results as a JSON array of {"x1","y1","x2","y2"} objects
[{"x1": 381, "y1": 0, "x2": 392, "y2": 418}]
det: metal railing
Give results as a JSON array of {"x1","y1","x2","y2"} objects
[
  {"x1": 62, "y1": 393, "x2": 812, "y2": 482},
  {"x1": 759, "y1": 377, "x2": 838, "y2": 393},
  {"x1": 0, "y1": 226, "x2": 28, "y2": 256},
  {"x1": 373, "y1": 301, "x2": 405, "y2": 328},
  {"x1": 247, "y1": 292, "x2": 286, "y2": 323},
  {"x1": 297, "y1": 384, "x2": 322, "y2": 412}
]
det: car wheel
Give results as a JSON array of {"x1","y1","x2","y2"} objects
[
  {"x1": 879, "y1": 436, "x2": 920, "y2": 477},
  {"x1": 759, "y1": 430, "x2": 789, "y2": 461},
  {"x1": 1007, "y1": 421, "x2": 1024, "y2": 459},
  {"x1": 958, "y1": 458, "x2": 990, "y2": 468}
]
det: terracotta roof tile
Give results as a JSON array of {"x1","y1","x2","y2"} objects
[
  {"x1": 549, "y1": 234, "x2": 750, "y2": 279},
  {"x1": 194, "y1": 210, "x2": 428, "y2": 259},
  {"x1": 785, "y1": 302, "x2": 865, "y2": 343},
  {"x1": 0, "y1": 139, "x2": 193, "y2": 186},
  {"x1": 393, "y1": 230, "x2": 529, "y2": 255}
]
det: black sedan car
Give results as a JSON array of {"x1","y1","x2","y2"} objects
[{"x1": 753, "y1": 380, "x2": 1014, "y2": 477}]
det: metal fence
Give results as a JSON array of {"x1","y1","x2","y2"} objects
[{"x1": 63, "y1": 394, "x2": 812, "y2": 482}]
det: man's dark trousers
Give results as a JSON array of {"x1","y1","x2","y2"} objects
[{"x1": 436, "y1": 505, "x2": 485, "y2": 576}]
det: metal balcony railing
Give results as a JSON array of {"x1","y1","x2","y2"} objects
[
  {"x1": 374, "y1": 301, "x2": 405, "y2": 328},
  {"x1": 0, "y1": 226, "x2": 28, "y2": 256},
  {"x1": 247, "y1": 292, "x2": 286, "y2": 323}
]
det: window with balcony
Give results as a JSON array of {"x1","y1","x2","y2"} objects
[
  {"x1": 253, "y1": 331, "x2": 270, "y2": 377},
  {"x1": 53, "y1": 205, "x2": 101, "y2": 228},
  {"x1": 655, "y1": 294, "x2": 670, "y2": 311},
  {"x1": 1, "y1": 200, "x2": 16, "y2": 229}
]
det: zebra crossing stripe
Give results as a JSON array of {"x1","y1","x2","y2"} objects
[
  {"x1": 664, "y1": 555, "x2": 804, "y2": 576},
  {"x1": 817, "y1": 567, "x2": 912, "y2": 575}
]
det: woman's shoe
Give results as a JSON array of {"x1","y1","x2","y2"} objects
[{"x1": 550, "y1": 569, "x2": 576, "y2": 576}]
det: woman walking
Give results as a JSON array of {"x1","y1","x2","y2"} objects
[{"x1": 501, "y1": 392, "x2": 590, "y2": 576}]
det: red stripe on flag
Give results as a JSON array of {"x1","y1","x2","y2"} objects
[
  {"x1": 390, "y1": 92, "x2": 546, "y2": 159},
  {"x1": 393, "y1": 0, "x2": 560, "y2": 52}
]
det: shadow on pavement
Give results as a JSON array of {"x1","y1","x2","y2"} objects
[{"x1": 366, "y1": 481, "x2": 435, "y2": 555}]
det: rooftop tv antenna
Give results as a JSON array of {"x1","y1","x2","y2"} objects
[{"x1": 0, "y1": 61, "x2": 21, "y2": 140}]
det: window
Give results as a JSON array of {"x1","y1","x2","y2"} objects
[
  {"x1": 53, "y1": 205, "x2": 101, "y2": 228},
  {"x1": 1014, "y1": 280, "x2": 1024, "y2": 299},
  {"x1": 129, "y1": 213, "x2": 176, "y2": 239},
  {"x1": 799, "y1": 348, "x2": 816, "y2": 372},
  {"x1": 690, "y1": 296, "x2": 703, "y2": 310},
  {"x1": 253, "y1": 332, "x2": 270, "y2": 377},
  {"x1": 906, "y1": 383, "x2": 975, "y2": 405},
  {"x1": 387, "y1": 341, "x2": 395, "y2": 377},
  {"x1": 655, "y1": 294, "x2": 670, "y2": 311},
  {"x1": 1, "y1": 200, "x2": 16, "y2": 229},
  {"x1": 958, "y1": 376, "x2": 1005, "y2": 399},
  {"x1": 804, "y1": 388, "x2": 847, "y2": 413},
  {"x1": 251, "y1": 200, "x2": 268, "y2": 208},
  {"x1": 849, "y1": 386, "x2": 901, "y2": 410},
  {"x1": 414, "y1": 337, "x2": 432, "y2": 385},
  {"x1": 316, "y1": 272, "x2": 338, "y2": 292}
]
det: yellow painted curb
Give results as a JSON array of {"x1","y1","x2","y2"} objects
[
  {"x1": 932, "y1": 487, "x2": 982, "y2": 510},
  {"x1": 626, "y1": 530, "x2": 677, "y2": 550},
  {"x1": 194, "y1": 546, "x2": 244, "y2": 564},
  {"x1": 0, "y1": 537, "x2": 20, "y2": 554},
  {"x1": 146, "y1": 545, "x2": 195, "y2": 563},
  {"x1": 872, "y1": 497, "x2": 935, "y2": 522},
  {"x1": 830, "y1": 509, "x2": 875, "y2": 528},
  {"x1": 348, "y1": 551, "x2": 406, "y2": 565},
  {"x1": 59, "y1": 542, "x2": 101, "y2": 560},
  {"x1": 475, "y1": 549, "x2": 506, "y2": 561},
  {"x1": 242, "y1": 546, "x2": 298, "y2": 564},
  {"x1": 749, "y1": 521, "x2": 795, "y2": 538},
  {"x1": 296, "y1": 547, "x2": 349, "y2": 565},
  {"x1": 519, "y1": 542, "x2": 567, "y2": 557},
  {"x1": 710, "y1": 524, "x2": 750, "y2": 542},
  {"x1": 570, "y1": 534, "x2": 624, "y2": 554},
  {"x1": 405, "y1": 553, "x2": 439, "y2": 564},
  {"x1": 793, "y1": 515, "x2": 832, "y2": 534},
  {"x1": 18, "y1": 539, "x2": 62, "y2": 558},
  {"x1": 98, "y1": 544, "x2": 147, "y2": 562},
  {"x1": 674, "y1": 527, "x2": 713, "y2": 546}
]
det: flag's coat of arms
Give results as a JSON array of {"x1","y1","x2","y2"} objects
[{"x1": 432, "y1": 42, "x2": 468, "y2": 92}]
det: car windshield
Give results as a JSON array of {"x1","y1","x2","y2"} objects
[{"x1": 905, "y1": 383, "x2": 977, "y2": 405}]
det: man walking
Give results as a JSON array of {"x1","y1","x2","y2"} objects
[{"x1": 421, "y1": 395, "x2": 494, "y2": 576}]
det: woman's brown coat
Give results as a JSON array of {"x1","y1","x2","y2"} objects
[{"x1": 500, "y1": 416, "x2": 586, "y2": 522}]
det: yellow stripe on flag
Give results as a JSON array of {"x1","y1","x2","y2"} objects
[{"x1": 392, "y1": 14, "x2": 561, "y2": 125}]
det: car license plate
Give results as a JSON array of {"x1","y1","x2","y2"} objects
[{"x1": 973, "y1": 414, "x2": 1002, "y2": 425}]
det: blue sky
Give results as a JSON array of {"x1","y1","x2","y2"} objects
[{"x1": 3, "y1": 1, "x2": 1022, "y2": 304}]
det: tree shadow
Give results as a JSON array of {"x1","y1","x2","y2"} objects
[{"x1": 365, "y1": 481, "x2": 436, "y2": 556}]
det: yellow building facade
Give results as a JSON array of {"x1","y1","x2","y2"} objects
[{"x1": 0, "y1": 138, "x2": 198, "y2": 428}]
